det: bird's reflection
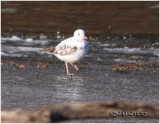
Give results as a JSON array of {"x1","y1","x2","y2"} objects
[{"x1": 56, "y1": 76, "x2": 84, "y2": 102}]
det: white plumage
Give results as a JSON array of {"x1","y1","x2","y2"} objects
[{"x1": 42, "y1": 29, "x2": 88, "y2": 75}]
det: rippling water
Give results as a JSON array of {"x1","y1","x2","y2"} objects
[
  {"x1": 1, "y1": 1, "x2": 159, "y2": 65},
  {"x1": 1, "y1": 34, "x2": 159, "y2": 66}
]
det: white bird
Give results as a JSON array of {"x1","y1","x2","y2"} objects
[{"x1": 42, "y1": 29, "x2": 89, "y2": 75}]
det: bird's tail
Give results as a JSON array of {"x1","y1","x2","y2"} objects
[{"x1": 41, "y1": 48, "x2": 56, "y2": 54}]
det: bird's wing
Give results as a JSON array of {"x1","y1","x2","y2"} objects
[{"x1": 55, "y1": 37, "x2": 78, "y2": 56}]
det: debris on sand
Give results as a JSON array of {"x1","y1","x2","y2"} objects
[
  {"x1": 112, "y1": 62, "x2": 145, "y2": 73},
  {"x1": 10, "y1": 61, "x2": 16, "y2": 66},
  {"x1": 1, "y1": 62, "x2": 4, "y2": 66},
  {"x1": 42, "y1": 65, "x2": 47, "y2": 69},
  {"x1": 37, "y1": 62, "x2": 48, "y2": 69},
  {"x1": 18, "y1": 65, "x2": 25, "y2": 69}
]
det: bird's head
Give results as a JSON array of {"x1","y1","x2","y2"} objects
[{"x1": 74, "y1": 29, "x2": 87, "y2": 41}]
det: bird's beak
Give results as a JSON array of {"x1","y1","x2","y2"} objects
[{"x1": 83, "y1": 36, "x2": 87, "y2": 39}]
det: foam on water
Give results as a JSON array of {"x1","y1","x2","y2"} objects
[
  {"x1": 113, "y1": 58, "x2": 136, "y2": 63},
  {"x1": 103, "y1": 47, "x2": 159, "y2": 56},
  {"x1": 1, "y1": 35, "x2": 159, "y2": 64},
  {"x1": 1, "y1": 36, "x2": 22, "y2": 41},
  {"x1": 2, "y1": 45, "x2": 43, "y2": 53},
  {"x1": 25, "y1": 38, "x2": 33, "y2": 42},
  {"x1": 1, "y1": 35, "x2": 50, "y2": 57},
  {"x1": 1, "y1": 52, "x2": 8, "y2": 56},
  {"x1": 99, "y1": 43, "x2": 111, "y2": 47},
  {"x1": 1, "y1": 36, "x2": 49, "y2": 45},
  {"x1": 1, "y1": 51, "x2": 25, "y2": 57}
]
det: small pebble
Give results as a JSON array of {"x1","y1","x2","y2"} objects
[
  {"x1": 42, "y1": 65, "x2": 47, "y2": 69},
  {"x1": 18, "y1": 65, "x2": 25, "y2": 69}
]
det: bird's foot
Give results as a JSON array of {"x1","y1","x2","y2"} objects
[
  {"x1": 70, "y1": 63, "x2": 79, "y2": 71},
  {"x1": 66, "y1": 73, "x2": 75, "y2": 76}
]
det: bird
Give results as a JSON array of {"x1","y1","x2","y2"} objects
[{"x1": 41, "y1": 29, "x2": 89, "y2": 76}]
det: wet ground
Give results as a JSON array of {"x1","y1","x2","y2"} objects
[
  {"x1": 1, "y1": 1, "x2": 159, "y2": 123},
  {"x1": 1, "y1": 34, "x2": 159, "y2": 123}
]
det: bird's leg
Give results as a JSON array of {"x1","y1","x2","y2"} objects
[
  {"x1": 70, "y1": 63, "x2": 79, "y2": 71},
  {"x1": 65, "y1": 62, "x2": 74, "y2": 76}
]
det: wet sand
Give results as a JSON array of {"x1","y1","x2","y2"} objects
[{"x1": 1, "y1": 59, "x2": 159, "y2": 123}]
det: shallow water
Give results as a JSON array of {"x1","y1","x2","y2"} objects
[
  {"x1": 1, "y1": 34, "x2": 159, "y2": 66},
  {"x1": 1, "y1": 1, "x2": 159, "y2": 65}
]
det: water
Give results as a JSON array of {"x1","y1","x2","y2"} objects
[
  {"x1": 1, "y1": 1, "x2": 159, "y2": 64},
  {"x1": 2, "y1": 1, "x2": 159, "y2": 35},
  {"x1": 1, "y1": 34, "x2": 159, "y2": 66}
]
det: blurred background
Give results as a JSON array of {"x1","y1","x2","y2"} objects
[{"x1": 1, "y1": 1, "x2": 159, "y2": 36}]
